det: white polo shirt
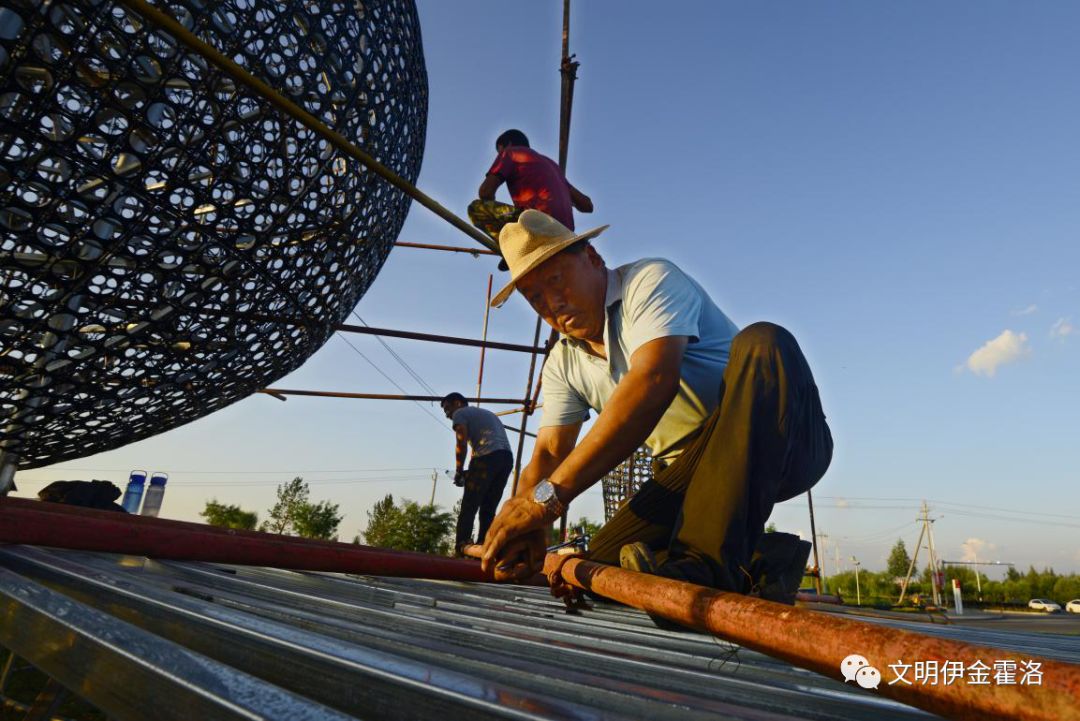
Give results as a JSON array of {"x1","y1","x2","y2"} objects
[{"x1": 539, "y1": 258, "x2": 739, "y2": 461}]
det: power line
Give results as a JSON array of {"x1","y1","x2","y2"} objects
[
  {"x1": 818, "y1": 495, "x2": 1075, "y2": 521},
  {"x1": 333, "y1": 332, "x2": 449, "y2": 430},
  {"x1": 351, "y1": 311, "x2": 440, "y2": 396}
]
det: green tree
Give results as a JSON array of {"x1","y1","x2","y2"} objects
[
  {"x1": 261, "y1": 477, "x2": 308, "y2": 534},
  {"x1": 550, "y1": 517, "x2": 604, "y2": 545},
  {"x1": 765, "y1": 522, "x2": 778, "y2": 533},
  {"x1": 295, "y1": 499, "x2": 343, "y2": 541},
  {"x1": 362, "y1": 494, "x2": 455, "y2": 555},
  {"x1": 200, "y1": 500, "x2": 258, "y2": 530},
  {"x1": 887, "y1": 539, "x2": 912, "y2": 580},
  {"x1": 260, "y1": 477, "x2": 342, "y2": 540}
]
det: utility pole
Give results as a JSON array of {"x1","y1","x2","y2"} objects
[
  {"x1": 925, "y1": 501, "x2": 942, "y2": 607},
  {"x1": 807, "y1": 490, "x2": 823, "y2": 594},
  {"x1": 816, "y1": 532, "x2": 829, "y2": 594},
  {"x1": 852, "y1": 556, "x2": 861, "y2": 606},
  {"x1": 898, "y1": 501, "x2": 941, "y2": 606},
  {"x1": 429, "y1": 469, "x2": 437, "y2": 507},
  {"x1": 898, "y1": 515, "x2": 926, "y2": 605}
]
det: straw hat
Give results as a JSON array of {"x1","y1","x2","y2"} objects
[{"x1": 491, "y1": 210, "x2": 609, "y2": 307}]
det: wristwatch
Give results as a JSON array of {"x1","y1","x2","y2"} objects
[{"x1": 531, "y1": 478, "x2": 566, "y2": 521}]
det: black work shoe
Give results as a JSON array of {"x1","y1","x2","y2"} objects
[
  {"x1": 619, "y1": 542, "x2": 684, "y2": 631},
  {"x1": 748, "y1": 532, "x2": 812, "y2": 605},
  {"x1": 620, "y1": 542, "x2": 718, "y2": 587}
]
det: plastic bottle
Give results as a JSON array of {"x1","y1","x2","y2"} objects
[
  {"x1": 140, "y1": 472, "x2": 169, "y2": 517},
  {"x1": 121, "y1": 470, "x2": 147, "y2": 514}
]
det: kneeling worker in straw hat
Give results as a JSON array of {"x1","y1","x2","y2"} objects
[{"x1": 481, "y1": 210, "x2": 833, "y2": 603}]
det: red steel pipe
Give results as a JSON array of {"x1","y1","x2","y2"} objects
[
  {"x1": 0, "y1": 498, "x2": 488, "y2": 582},
  {"x1": 547, "y1": 555, "x2": 1080, "y2": 721},
  {"x1": 337, "y1": 323, "x2": 544, "y2": 354},
  {"x1": 394, "y1": 241, "x2": 499, "y2": 256},
  {"x1": 258, "y1": 389, "x2": 527, "y2": 405}
]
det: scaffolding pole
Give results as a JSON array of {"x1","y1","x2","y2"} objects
[{"x1": 259, "y1": 389, "x2": 526, "y2": 405}]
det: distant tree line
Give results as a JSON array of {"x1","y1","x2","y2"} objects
[
  {"x1": 200, "y1": 476, "x2": 342, "y2": 541},
  {"x1": 822, "y1": 538, "x2": 1080, "y2": 607}
]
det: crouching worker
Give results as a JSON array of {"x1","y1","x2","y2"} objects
[
  {"x1": 480, "y1": 211, "x2": 833, "y2": 604},
  {"x1": 440, "y1": 393, "x2": 515, "y2": 554},
  {"x1": 468, "y1": 129, "x2": 593, "y2": 245}
]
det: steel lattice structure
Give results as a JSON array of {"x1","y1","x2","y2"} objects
[
  {"x1": 601, "y1": 447, "x2": 652, "y2": 522},
  {"x1": 0, "y1": 0, "x2": 428, "y2": 469}
]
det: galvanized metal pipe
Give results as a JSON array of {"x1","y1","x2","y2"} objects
[
  {"x1": 258, "y1": 389, "x2": 527, "y2": 405},
  {"x1": 510, "y1": 318, "x2": 544, "y2": 496},
  {"x1": 0, "y1": 499, "x2": 488, "y2": 582},
  {"x1": 546, "y1": 555, "x2": 1080, "y2": 721}
]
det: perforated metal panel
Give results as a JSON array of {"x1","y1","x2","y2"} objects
[
  {"x1": 601, "y1": 447, "x2": 652, "y2": 522},
  {"x1": 0, "y1": 0, "x2": 427, "y2": 468}
]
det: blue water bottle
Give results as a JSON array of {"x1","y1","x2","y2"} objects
[
  {"x1": 140, "y1": 472, "x2": 169, "y2": 517},
  {"x1": 121, "y1": 470, "x2": 147, "y2": 514}
]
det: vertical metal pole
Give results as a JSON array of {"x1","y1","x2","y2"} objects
[
  {"x1": 974, "y1": 552, "x2": 983, "y2": 600},
  {"x1": 510, "y1": 318, "x2": 544, "y2": 496},
  {"x1": 816, "y1": 532, "x2": 829, "y2": 594},
  {"x1": 853, "y1": 558, "x2": 861, "y2": 606},
  {"x1": 925, "y1": 502, "x2": 942, "y2": 607},
  {"x1": 898, "y1": 520, "x2": 926, "y2": 606},
  {"x1": 553, "y1": 0, "x2": 575, "y2": 539},
  {"x1": 475, "y1": 275, "x2": 493, "y2": 406},
  {"x1": 806, "y1": 490, "x2": 822, "y2": 594},
  {"x1": 429, "y1": 469, "x2": 437, "y2": 507}
]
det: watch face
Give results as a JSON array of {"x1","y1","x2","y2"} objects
[{"x1": 534, "y1": 480, "x2": 554, "y2": 503}]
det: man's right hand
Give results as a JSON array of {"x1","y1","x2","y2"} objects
[
  {"x1": 453, "y1": 470, "x2": 465, "y2": 487},
  {"x1": 490, "y1": 528, "x2": 546, "y2": 582}
]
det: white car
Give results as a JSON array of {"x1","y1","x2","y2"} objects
[
  {"x1": 1066, "y1": 600, "x2": 1080, "y2": 614},
  {"x1": 1028, "y1": 598, "x2": 1062, "y2": 613}
]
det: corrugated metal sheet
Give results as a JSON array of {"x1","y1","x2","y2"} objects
[{"x1": 1, "y1": 546, "x2": 1076, "y2": 720}]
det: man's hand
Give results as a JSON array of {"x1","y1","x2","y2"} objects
[
  {"x1": 481, "y1": 497, "x2": 553, "y2": 579},
  {"x1": 487, "y1": 529, "x2": 547, "y2": 582},
  {"x1": 453, "y1": 470, "x2": 465, "y2": 487}
]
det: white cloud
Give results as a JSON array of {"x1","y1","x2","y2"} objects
[
  {"x1": 964, "y1": 330, "x2": 1031, "y2": 377},
  {"x1": 1050, "y1": 317, "x2": 1075, "y2": 341},
  {"x1": 1012, "y1": 304, "x2": 1039, "y2": 316},
  {"x1": 960, "y1": 538, "x2": 996, "y2": 563},
  {"x1": 834, "y1": 497, "x2": 849, "y2": 509}
]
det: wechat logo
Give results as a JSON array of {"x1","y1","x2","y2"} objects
[{"x1": 841, "y1": 654, "x2": 881, "y2": 690}]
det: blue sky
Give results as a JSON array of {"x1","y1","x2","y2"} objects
[{"x1": 15, "y1": 1, "x2": 1080, "y2": 575}]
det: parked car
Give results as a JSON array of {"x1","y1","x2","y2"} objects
[
  {"x1": 1028, "y1": 598, "x2": 1062, "y2": 613},
  {"x1": 1066, "y1": 600, "x2": 1080, "y2": 614}
]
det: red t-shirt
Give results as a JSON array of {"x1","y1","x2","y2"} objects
[{"x1": 487, "y1": 147, "x2": 575, "y2": 229}]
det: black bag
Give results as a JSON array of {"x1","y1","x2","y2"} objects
[{"x1": 38, "y1": 480, "x2": 127, "y2": 513}]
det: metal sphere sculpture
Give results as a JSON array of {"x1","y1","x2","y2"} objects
[{"x1": 0, "y1": 0, "x2": 428, "y2": 469}]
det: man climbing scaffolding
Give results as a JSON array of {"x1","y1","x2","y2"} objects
[
  {"x1": 468, "y1": 129, "x2": 593, "y2": 245},
  {"x1": 480, "y1": 210, "x2": 833, "y2": 605},
  {"x1": 440, "y1": 392, "x2": 515, "y2": 554}
]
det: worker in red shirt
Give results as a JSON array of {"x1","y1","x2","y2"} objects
[{"x1": 469, "y1": 129, "x2": 593, "y2": 247}]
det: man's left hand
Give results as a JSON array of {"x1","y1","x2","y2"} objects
[
  {"x1": 453, "y1": 470, "x2": 465, "y2": 487},
  {"x1": 481, "y1": 496, "x2": 553, "y2": 576}
]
